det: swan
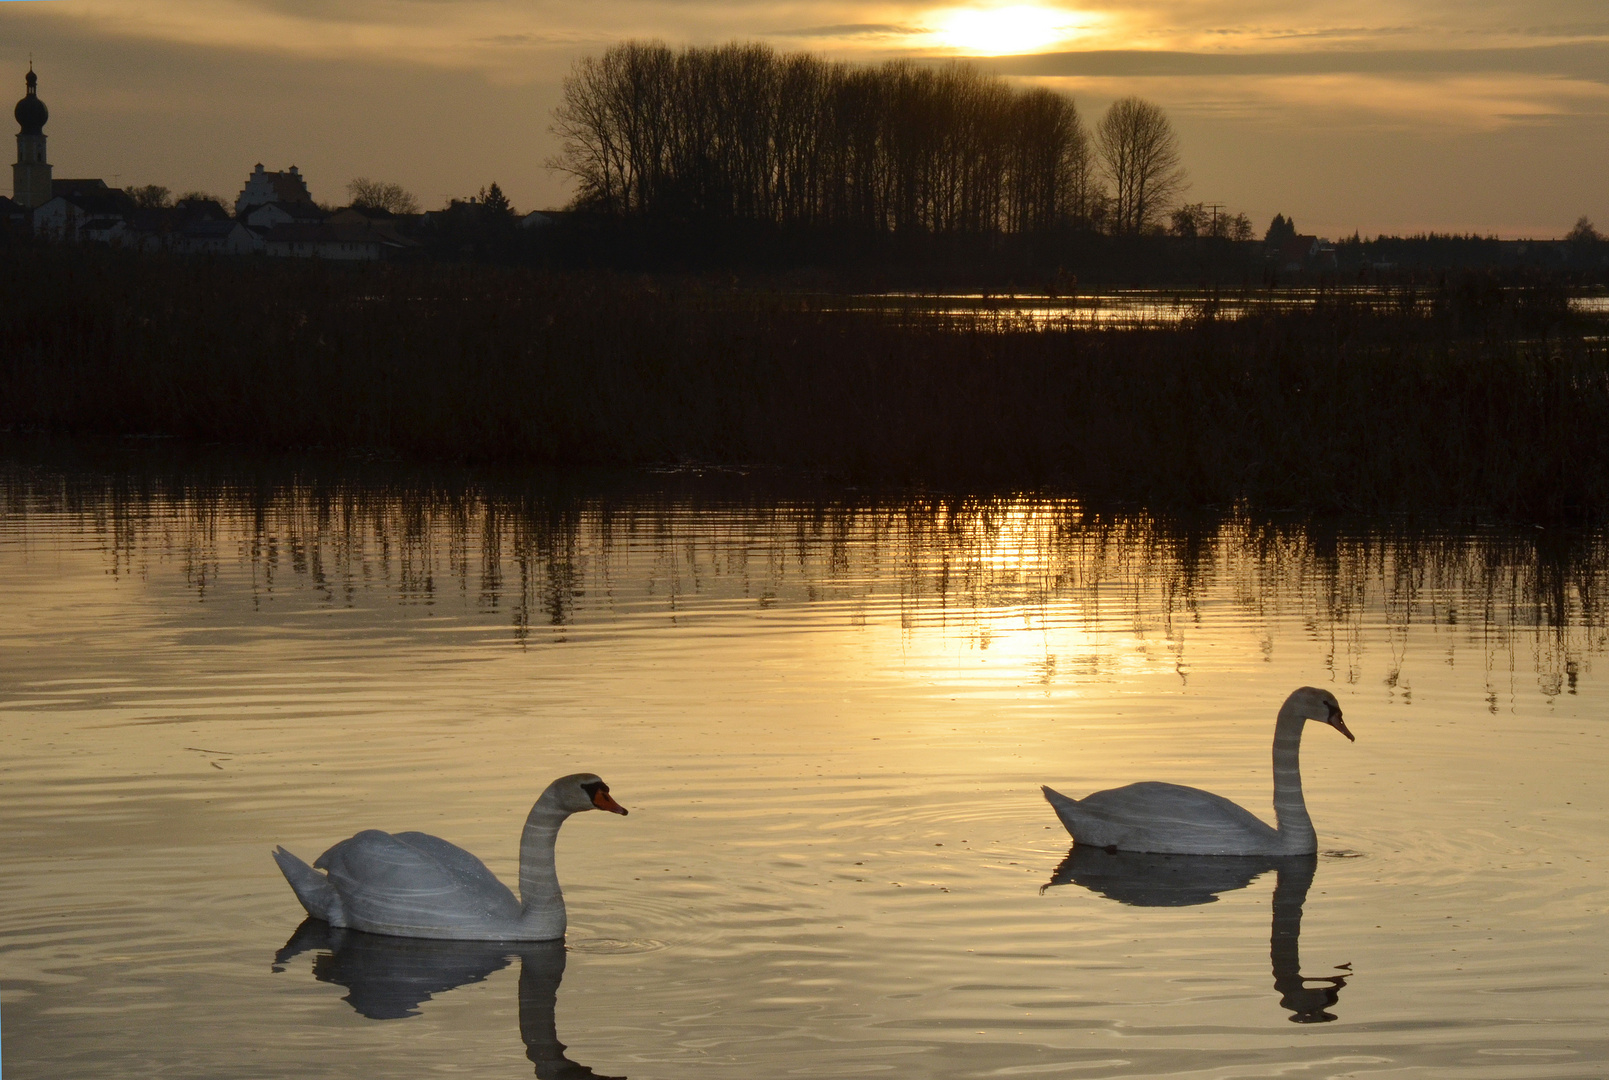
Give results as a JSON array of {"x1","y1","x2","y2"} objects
[
  {"x1": 1042, "y1": 687, "x2": 1352, "y2": 856},
  {"x1": 272, "y1": 773, "x2": 627, "y2": 941}
]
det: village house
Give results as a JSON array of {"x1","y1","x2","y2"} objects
[
  {"x1": 327, "y1": 206, "x2": 417, "y2": 248},
  {"x1": 244, "y1": 200, "x2": 325, "y2": 230},
  {"x1": 32, "y1": 178, "x2": 138, "y2": 242},
  {"x1": 172, "y1": 217, "x2": 262, "y2": 256},
  {"x1": 11, "y1": 70, "x2": 412, "y2": 260},
  {"x1": 234, "y1": 163, "x2": 315, "y2": 217},
  {"x1": 1269, "y1": 234, "x2": 1338, "y2": 275},
  {"x1": 0, "y1": 193, "x2": 33, "y2": 234},
  {"x1": 259, "y1": 221, "x2": 383, "y2": 260}
]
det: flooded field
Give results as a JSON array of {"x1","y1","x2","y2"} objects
[
  {"x1": 839, "y1": 288, "x2": 1609, "y2": 328},
  {"x1": 1, "y1": 451, "x2": 1606, "y2": 1078}
]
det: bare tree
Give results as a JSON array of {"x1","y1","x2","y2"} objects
[
  {"x1": 1172, "y1": 203, "x2": 1254, "y2": 241},
  {"x1": 549, "y1": 41, "x2": 1103, "y2": 239},
  {"x1": 1170, "y1": 202, "x2": 1205, "y2": 238},
  {"x1": 1060, "y1": 102, "x2": 1099, "y2": 230},
  {"x1": 128, "y1": 184, "x2": 172, "y2": 209},
  {"x1": 347, "y1": 178, "x2": 421, "y2": 215},
  {"x1": 1095, "y1": 97, "x2": 1185, "y2": 235},
  {"x1": 175, "y1": 190, "x2": 227, "y2": 207}
]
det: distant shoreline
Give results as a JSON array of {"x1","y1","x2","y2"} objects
[{"x1": 2, "y1": 249, "x2": 1606, "y2": 522}]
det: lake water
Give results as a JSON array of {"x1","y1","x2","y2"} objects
[
  {"x1": 2, "y1": 449, "x2": 1607, "y2": 1079},
  {"x1": 840, "y1": 289, "x2": 1609, "y2": 328}
]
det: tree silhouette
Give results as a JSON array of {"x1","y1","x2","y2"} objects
[
  {"x1": 347, "y1": 178, "x2": 420, "y2": 215},
  {"x1": 1567, "y1": 216, "x2": 1601, "y2": 244},
  {"x1": 479, "y1": 182, "x2": 514, "y2": 218},
  {"x1": 1172, "y1": 203, "x2": 1254, "y2": 241},
  {"x1": 1094, "y1": 97, "x2": 1185, "y2": 235},
  {"x1": 548, "y1": 42, "x2": 1099, "y2": 237},
  {"x1": 1265, "y1": 213, "x2": 1297, "y2": 244},
  {"x1": 128, "y1": 185, "x2": 172, "y2": 209}
]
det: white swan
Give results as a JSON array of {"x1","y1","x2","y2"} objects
[
  {"x1": 272, "y1": 773, "x2": 627, "y2": 941},
  {"x1": 1042, "y1": 687, "x2": 1353, "y2": 856}
]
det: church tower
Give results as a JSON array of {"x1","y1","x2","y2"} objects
[{"x1": 13, "y1": 65, "x2": 52, "y2": 209}]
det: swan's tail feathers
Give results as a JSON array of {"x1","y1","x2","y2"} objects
[
  {"x1": 1041, "y1": 784, "x2": 1077, "y2": 809},
  {"x1": 273, "y1": 846, "x2": 344, "y2": 924},
  {"x1": 1041, "y1": 785, "x2": 1083, "y2": 840}
]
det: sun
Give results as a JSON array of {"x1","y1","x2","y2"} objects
[{"x1": 928, "y1": 5, "x2": 1092, "y2": 55}]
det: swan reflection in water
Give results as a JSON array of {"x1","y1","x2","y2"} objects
[
  {"x1": 274, "y1": 918, "x2": 625, "y2": 1078},
  {"x1": 1044, "y1": 849, "x2": 1350, "y2": 1023}
]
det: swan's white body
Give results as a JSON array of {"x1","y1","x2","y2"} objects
[
  {"x1": 272, "y1": 773, "x2": 626, "y2": 941},
  {"x1": 1043, "y1": 687, "x2": 1352, "y2": 856}
]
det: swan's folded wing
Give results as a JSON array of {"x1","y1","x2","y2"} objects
[
  {"x1": 1082, "y1": 781, "x2": 1271, "y2": 826},
  {"x1": 1070, "y1": 782, "x2": 1280, "y2": 854},
  {"x1": 315, "y1": 829, "x2": 521, "y2": 934},
  {"x1": 392, "y1": 832, "x2": 511, "y2": 895}
]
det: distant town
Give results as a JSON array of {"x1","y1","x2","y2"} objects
[
  {"x1": 2, "y1": 66, "x2": 554, "y2": 262},
  {"x1": 4, "y1": 63, "x2": 1604, "y2": 279}
]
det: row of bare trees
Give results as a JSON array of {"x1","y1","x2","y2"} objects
[{"x1": 551, "y1": 42, "x2": 1188, "y2": 237}]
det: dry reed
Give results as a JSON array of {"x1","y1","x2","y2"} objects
[{"x1": 1, "y1": 250, "x2": 1604, "y2": 520}]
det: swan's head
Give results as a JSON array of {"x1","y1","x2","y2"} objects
[
  {"x1": 547, "y1": 773, "x2": 629, "y2": 816},
  {"x1": 1289, "y1": 687, "x2": 1353, "y2": 741}
]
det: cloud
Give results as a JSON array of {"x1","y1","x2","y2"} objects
[
  {"x1": 3, "y1": 0, "x2": 1607, "y2": 233},
  {"x1": 17, "y1": 1, "x2": 1609, "y2": 69},
  {"x1": 989, "y1": 43, "x2": 1609, "y2": 82},
  {"x1": 769, "y1": 23, "x2": 924, "y2": 40},
  {"x1": 10, "y1": 0, "x2": 625, "y2": 69}
]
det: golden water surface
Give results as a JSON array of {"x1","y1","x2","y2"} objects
[{"x1": 1, "y1": 454, "x2": 1606, "y2": 1078}]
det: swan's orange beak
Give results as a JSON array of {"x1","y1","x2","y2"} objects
[{"x1": 592, "y1": 789, "x2": 628, "y2": 815}]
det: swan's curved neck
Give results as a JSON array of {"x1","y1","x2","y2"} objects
[
  {"x1": 1272, "y1": 705, "x2": 1315, "y2": 854},
  {"x1": 518, "y1": 794, "x2": 569, "y2": 920}
]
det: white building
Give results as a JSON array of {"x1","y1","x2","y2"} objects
[
  {"x1": 261, "y1": 222, "x2": 385, "y2": 260},
  {"x1": 235, "y1": 163, "x2": 316, "y2": 217},
  {"x1": 33, "y1": 179, "x2": 137, "y2": 242},
  {"x1": 245, "y1": 200, "x2": 325, "y2": 230},
  {"x1": 171, "y1": 219, "x2": 262, "y2": 256}
]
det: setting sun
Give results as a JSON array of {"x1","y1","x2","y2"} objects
[{"x1": 928, "y1": 5, "x2": 1092, "y2": 55}]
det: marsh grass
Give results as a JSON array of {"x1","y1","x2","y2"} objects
[{"x1": 2, "y1": 250, "x2": 1606, "y2": 519}]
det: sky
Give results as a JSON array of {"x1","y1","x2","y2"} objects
[{"x1": 3, "y1": 0, "x2": 1606, "y2": 238}]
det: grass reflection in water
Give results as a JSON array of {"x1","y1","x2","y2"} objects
[
  {"x1": 3, "y1": 449, "x2": 1609, "y2": 1078},
  {"x1": 5, "y1": 453, "x2": 1603, "y2": 701}
]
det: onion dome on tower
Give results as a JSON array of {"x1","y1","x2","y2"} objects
[
  {"x1": 15, "y1": 67, "x2": 47, "y2": 135},
  {"x1": 13, "y1": 65, "x2": 54, "y2": 209}
]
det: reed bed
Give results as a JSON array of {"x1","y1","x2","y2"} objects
[{"x1": 1, "y1": 250, "x2": 1605, "y2": 519}]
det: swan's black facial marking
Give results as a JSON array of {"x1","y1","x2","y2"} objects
[
  {"x1": 581, "y1": 779, "x2": 628, "y2": 815},
  {"x1": 1323, "y1": 700, "x2": 1355, "y2": 742}
]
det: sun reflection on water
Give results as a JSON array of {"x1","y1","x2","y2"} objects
[
  {"x1": 5, "y1": 458, "x2": 1609, "y2": 1077},
  {"x1": 4, "y1": 466, "x2": 1603, "y2": 707}
]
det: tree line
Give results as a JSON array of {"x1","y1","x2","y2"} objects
[{"x1": 550, "y1": 41, "x2": 1199, "y2": 238}]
